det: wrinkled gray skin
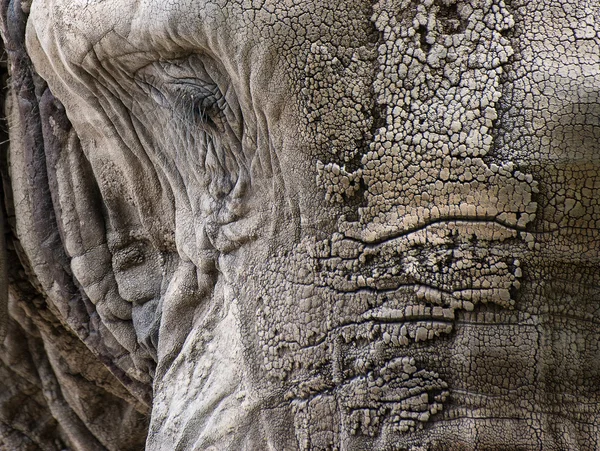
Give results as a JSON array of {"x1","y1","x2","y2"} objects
[{"x1": 0, "y1": 0, "x2": 599, "y2": 449}]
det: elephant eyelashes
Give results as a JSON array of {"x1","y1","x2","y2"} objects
[
  {"x1": 191, "y1": 96, "x2": 218, "y2": 128},
  {"x1": 177, "y1": 83, "x2": 226, "y2": 131},
  {"x1": 192, "y1": 101, "x2": 211, "y2": 124}
]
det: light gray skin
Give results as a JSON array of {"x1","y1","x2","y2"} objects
[{"x1": 0, "y1": 0, "x2": 599, "y2": 449}]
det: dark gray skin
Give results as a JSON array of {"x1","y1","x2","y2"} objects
[
  {"x1": 1, "y1": 0, "x2": 599, "y2": 449},
  {"x1": 0, "y1": 206, "x2": 6, "y2": 344}
]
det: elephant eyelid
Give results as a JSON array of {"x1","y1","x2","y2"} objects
[
  {"x1": 134, "y1": 78, "x2": 171, "y2": 108},
  {"x1": 174, "y1": 83, "x2": 226, "y2": 128},
  {"x1": 190, "y1": 93, "x2": 219, "y2": 124}
]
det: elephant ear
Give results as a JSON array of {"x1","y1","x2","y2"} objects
[
  {"x1": 0, "y1": 33, "x2": 7, "y2": 346},
  {"x1": 0, "y1": 1, "x2": 152, "y2": 449},
  {"x1": 0, "y1": 203, "x2": 6, "y2": 344}
]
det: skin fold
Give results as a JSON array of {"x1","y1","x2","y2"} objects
[{"x1": 0, "y1": 0, "x2": 599, "y2": 449}]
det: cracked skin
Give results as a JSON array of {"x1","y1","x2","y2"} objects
[{"x1": 0, "y1": 0, "x2": 599, "y2": 449}]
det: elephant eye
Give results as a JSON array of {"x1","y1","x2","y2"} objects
[
  {"x1": 191, "y1": 94, "x2": 218, "y2": 128},
  {"x1": 178, "y1": 83, "x2": 225, "y2": 131}
]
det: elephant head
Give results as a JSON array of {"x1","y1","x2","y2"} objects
[{"x1": 1, "y1": 0, "x2": 599, "y2": 449}]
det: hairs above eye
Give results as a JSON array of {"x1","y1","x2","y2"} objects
[
  {"x1": 192, "y1": 94, "x2": 219, "y2": 125},
  {"x1": 184, "y1": 84, "x2": 226, "y2": 129}
]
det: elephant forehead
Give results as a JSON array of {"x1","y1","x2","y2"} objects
[
  {"x1": 28, "y1": 0, "x2": 222, "y2": 70},
  {"x1": 26, "y1": 0, "x2": 600, "y2": 249},
  {"x1": 314, "y1": 0, "x2": 538, "y2": 243},
  {"x1": 27, "y1": 0, "x2": 372, "y2": 71},
  {"x1": 26, "y1": 0, "x2": 600, "y2": 237}
]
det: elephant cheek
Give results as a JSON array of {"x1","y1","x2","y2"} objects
[{"x1": 148, "y1": 275, "x2": 261, "y2": 450}]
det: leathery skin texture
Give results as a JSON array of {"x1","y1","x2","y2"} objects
[{"x1": 0, "y1": 0, "x2": 598, "y2": 449}]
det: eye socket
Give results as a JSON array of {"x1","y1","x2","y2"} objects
[
  {"x1": 177, "y1": 83, "x2": 225, "y2": 131},
  {"x1": 191, "y1": 93, "x2": 219, "y2": 127}
]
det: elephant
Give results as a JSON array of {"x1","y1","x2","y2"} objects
[{"x1": 0, "y1": 0, "x2": 599, "y2": 449}]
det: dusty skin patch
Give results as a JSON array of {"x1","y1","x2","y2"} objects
[{"x1": 0, "y1": 0, "x2": 598, "y2": 449}]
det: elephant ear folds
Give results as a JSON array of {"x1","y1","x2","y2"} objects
[
  {"x1": 0, "y1": 29, "x2": 7, "y2": 344},
  {"x1": 0, "y1": 201, "x2": 7, "y2": 344}
]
